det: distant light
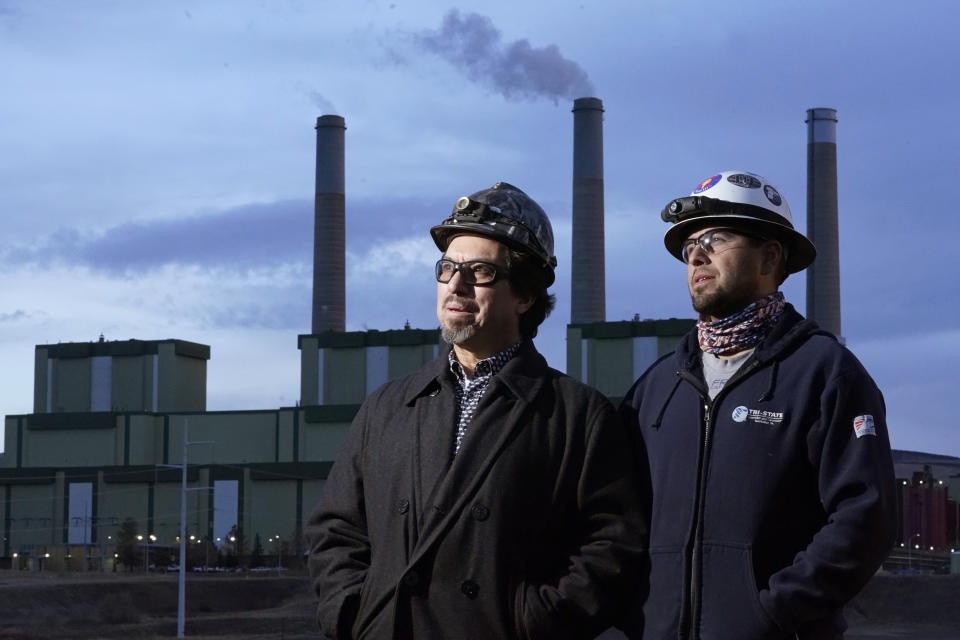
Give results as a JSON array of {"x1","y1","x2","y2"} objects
[
  {"x1": 229, "y1": 536, "x2": 236, "y2": 542},
  {"x1": 915, "y1": 544, "x2": 920, "y2": 549},
  {"x1": 930, "y1": 546, "x2": 934, "y2": 551},
  {"x1": 902, "y1": 480, "x2": 908, "y2": 485},
  {"x1": 114, "y1": 553, "x2": 118, "y2": 558},
  {"x1": 900, "y1": 543, "x2": 905, "y2": 547},
  {"x1": 12, "y1": 553, "x2": 17, "y2": 558},
  {"x1": 938, "y1": 480, "x2": 943, "y2": 485},
  {"x1": 919, "y1": 480, "x2": 924, "y2": 485},
  {"x1": 44, "y1": 553, "x2": 50, "y2": 558},
  {"x1": 137, "y1": 535, "x2": 143, "y2": 541},
  {"x1": 149, "y1": 534, "x2": 157, "y2": 542}
]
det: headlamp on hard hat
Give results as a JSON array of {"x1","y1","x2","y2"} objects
[
  {"x1": 451, "y1": 196, "x2": 503, "y2": 222},
  {"x1": 661, "y1": 195, "x2": 785, "y2": 227},
  {"x1": 440, "y1": 196, "x2": 556, "y2": 270}
]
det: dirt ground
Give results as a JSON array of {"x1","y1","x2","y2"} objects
[
  {"x1": 0, "y1": 569, "x2": 956, "y2": 639},
  {"x1": 0, "y1": 570, "x2": 317, "y2": 640}
]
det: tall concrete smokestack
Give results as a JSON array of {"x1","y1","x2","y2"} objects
[
  {"x1": 312, "y1": 115, "x2": 346, "y2": 333},
  {"x1": 571, "y1": 97, "x2": 605, "y2": 324},
  {"x1": 805, "y1": 108, "x2": 841, "y2": 337}
]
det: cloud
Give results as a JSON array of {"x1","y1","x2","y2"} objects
[
  {"x1": 348, "y1": 236, "x2": 436, "y2": 279},
  {"x1": 0, "y1": 310, "x2": 28, "y2": 322},
  {"x1": 1, "y1": 200, "x2": 313, "y2": 274},
  {"x1": 415, "y1": 9, "x2": 594, "y2": 103},
  {"x1": 0, "y1": 2, "x2": 19, "y2": 19},
  {"x1": 1, "y1": 192, "x2": 459, "y2": 276}
]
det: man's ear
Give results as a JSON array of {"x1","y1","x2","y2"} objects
[
  {"x1": 760, "y1": 240, "x2": 785, "y2": 276},
  {"x1": 516, "y1": 295, "x2": 534, "y2": 316}
]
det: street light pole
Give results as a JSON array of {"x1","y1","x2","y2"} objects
[{"x1": 159, "y1": 418, "x2": 213, "y2": 639}]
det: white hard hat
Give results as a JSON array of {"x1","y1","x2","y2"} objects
[{"x1": 661, "y1": 171, "x2": 816, "y2": 273}]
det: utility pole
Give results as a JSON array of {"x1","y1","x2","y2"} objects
[{"x1": 160, "y1": 418, "x2": 213, "y2": 638}]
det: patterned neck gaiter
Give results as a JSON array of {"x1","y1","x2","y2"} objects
[{"x1": 697, "y1": 292, "x2": 785, "y2": 355}]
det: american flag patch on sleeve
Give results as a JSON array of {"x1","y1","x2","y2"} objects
[{"x1": 853, "y1": 414, "x2": 876, "y2": 438}]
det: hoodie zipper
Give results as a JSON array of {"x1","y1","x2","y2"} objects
[{"x1": 678, "y1": 359, "x2": 761, "y2": 639}]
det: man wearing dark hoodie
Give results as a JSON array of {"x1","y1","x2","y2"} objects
[{"x1": 619, "y1": 171, "x2": 897, "y2": 639}]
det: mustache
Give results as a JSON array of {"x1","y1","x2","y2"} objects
[{"x1": 442, "y1": 296, "x2": 478, "y2": 312}]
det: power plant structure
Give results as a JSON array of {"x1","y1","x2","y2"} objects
[
  {"x1": 571, "y1": 97, "x2": 606, "y2": 325},
  {"x1": 805, "y1": 108, "x2": 842, "y2": 338},
  {"x1": 2, "y1": 100, "x2": 883, "y2": 573},
  {"x1": 312, "y1": 115, "x2": 347, "y2": 333}
]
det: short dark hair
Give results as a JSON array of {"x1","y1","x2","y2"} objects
[{"x1": 505, "y1": 249, "x2": 555, "y2": 340}]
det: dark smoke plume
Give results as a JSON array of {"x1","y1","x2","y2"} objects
[{"x1": 417, "y1": 9, "x2": 594, "y2": 103}]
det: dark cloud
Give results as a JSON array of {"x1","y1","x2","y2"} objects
[
  {"x1": 416, "y1": 9, "x2": 594, "y2": 103},
  {"x1": 0, "y1": 310, "x2": 28, "y2": 322},
  {"x1": 0, "y1": 195, "x2": 453, "y2": 275},
  {"x1": 1, "y1": 200, "x2": 312, "y2": 273}
]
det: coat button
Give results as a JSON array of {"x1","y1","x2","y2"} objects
[
  {"x1": 460, "y1": 580, "x2": 479, "y2": 599},
  {"x1": 470, "y1": 503, "x2": 489, "y2": 521},
  {"x1": 397, "y1": 498, "x2": 410, "y2": 514},
  {"x1": 402, "y1": 570, "x2": 420, "y2": 587}
]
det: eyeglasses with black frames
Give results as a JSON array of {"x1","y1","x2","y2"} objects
[
  {"x1": 680, "y1": 228, "x2": 767, "y2": 264},
  {"x1": 435, "y1": 258, "x2": 507, "y2": 286}
]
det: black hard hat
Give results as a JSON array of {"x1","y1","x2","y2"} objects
[{"x1": 431, "y1": 182, "x2": 557, "y2": 285}]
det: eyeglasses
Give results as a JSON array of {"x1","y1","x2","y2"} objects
[
  {"x1": 435, "y1": 258, "x2": 507, "y2": 285},
  {"x1": 680, "y1": 228, "x2": 766, "y2": 263}
]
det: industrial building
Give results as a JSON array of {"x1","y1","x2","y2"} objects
[{"x1": 5, "y1": 100, "x2": 951, "y2": 574}]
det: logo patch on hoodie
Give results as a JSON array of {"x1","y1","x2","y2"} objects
[
  {"x1": 853, "y1": 414, "x2": 876, "y2": 438},
  {"x1": 732, "y1": 406, "x2": 784, "y2": 426}
]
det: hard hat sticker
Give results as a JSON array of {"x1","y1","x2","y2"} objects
[
  {"x1": 763, "y1": 184, "x2": 782, "y2": 206},
  {"x1": 693, "y1": 174, "x2": 722, "y2": 194},
  {"x1": 727, "y1": 174, "x2": 762, "y2": 189}
]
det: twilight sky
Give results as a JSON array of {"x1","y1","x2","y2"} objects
[{"x1": 2, "y1": 0, "x2": 958, "y2": 457}]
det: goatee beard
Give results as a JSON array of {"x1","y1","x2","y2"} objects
[{"x1": 442, "y1": 324, "x2": 476, "y2": 345}]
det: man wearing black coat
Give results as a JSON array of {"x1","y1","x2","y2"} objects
[{"x1": 307, "y1": 182, "x2": 647, "y2": 640}]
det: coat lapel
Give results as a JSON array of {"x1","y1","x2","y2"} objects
[
  {"x1": 414, "y1": 374, "x2": 458, "y2": 533},
  {"x1": 408, "y1": 343, "x2": 549, "y2": 565}
]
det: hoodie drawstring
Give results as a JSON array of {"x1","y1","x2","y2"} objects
[
  {"x1": 757, "y1": 360, "x2": 779, "y2": 402},
  {"x1": 652, "y1": 374, "x2": 684, "y2": 429}
]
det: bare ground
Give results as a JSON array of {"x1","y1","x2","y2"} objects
[{"x1": 0, "y1": 570, "x2": 957, "y2": 639}]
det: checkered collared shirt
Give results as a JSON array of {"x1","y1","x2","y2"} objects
[{"x1": 448, "y1": 343, "x2": 521, "y2": 455}]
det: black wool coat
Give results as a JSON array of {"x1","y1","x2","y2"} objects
[{"x1": 306, "y1": 341, "x2": 647, "y2": 640}]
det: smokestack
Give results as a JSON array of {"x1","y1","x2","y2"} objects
[
  {"x1": 571, "y1": 97, "x2": 605, "y2": 324},
  {"x1": 805, "y1": 108, "x2": 841, "y2": 337},
  {"x1": 312, "y1": 115, "x2": 346, "y2": 333}
]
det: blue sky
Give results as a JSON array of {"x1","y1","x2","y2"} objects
[{"x1": 1, "y1": 0, "x2": 958, "y2": 457}]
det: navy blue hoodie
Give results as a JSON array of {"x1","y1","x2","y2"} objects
[{"x1": 619, "y1": 305, "x2": 897, "y2": 640}]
